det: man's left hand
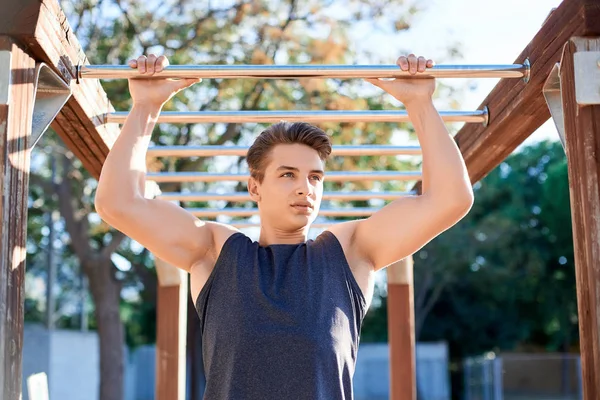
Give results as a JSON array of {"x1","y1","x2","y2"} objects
[{"x1": 367, "y1": 55, "x2": 435, "y2": 106}]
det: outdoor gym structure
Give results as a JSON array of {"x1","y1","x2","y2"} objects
[{"x1": 1, "y1": 1, "x2": 600, "y2": 400}]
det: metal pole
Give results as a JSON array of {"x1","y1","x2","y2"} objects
[
  {"x1": 80, "y1": 270, "x2": 88, "y2": 332},
  {"x1": 147, "y1": 145, "x2": 422, "y2": 157},
  {"x1": 148, "y1": 171, "x2": 421, "y2": 183},
  {"x1": 493, "y1": 358, "x2": 504, "y2": 400},
  {"x1": 158, "y1": 191, "x2": 414, "y2": 202},
  {"x1": 229, "y1": 222, "x2": 339, "y2": 229},
  {"x1": 78, "y1": 63, "x2": 529, "y2": 80},
  {"x1": 464, "y1": 360, "x2": 472, "y2": 400},
  {"x1": 45, "y1": 156, "x2": 57, "y2": 330},
  {"x1": 185, "y1": 208, "x2": 377, "y2": 217},
  {"x1": 108, "y1": 109, "x2": 488, "y2": 124}
]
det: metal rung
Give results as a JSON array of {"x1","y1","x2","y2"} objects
[
  {"x1": 78, "y1": 63, "x2": 529, "y2": 80},
  {"x1": 147, "y1": 171, "x2": 421, "y2": 183},
  {"x1": 158, "y1": 191, "x2": 415, "y2": 202},
  {"x1": 108, "y1": 110, "x2": 488, "y2": 124},
  {"x1": 186, "y1": 208, "x2": 377, "y2": 217},
  {"x1": 147, "y1": 145, "x2": 421, "y2": 157},
  {"x1": 230, "y1": 221, "x2": 344, "y2": 229}
]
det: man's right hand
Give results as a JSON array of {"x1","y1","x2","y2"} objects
[{"x1": 127, "y1": 54, "x2": 200, "y2": 107}]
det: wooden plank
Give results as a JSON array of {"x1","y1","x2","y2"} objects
[
  {"x1": 409, "y1": 0, "x2": 600, "y2": 194},
  {"x1": 560, "y1": 36, "x2": 600, "y2": 400},
  {"x1": 387, "y1": 256, "x2": 415, "y2": 400},
  {"x1": 156, "y1": 274, "x2": 188, "y2": 400},
  {"x1": 0, "y1": 36, "x2": 36, "y2": 400},
  {"x1": 1, "y1": 0, "x2": 118, "y2": 178}
]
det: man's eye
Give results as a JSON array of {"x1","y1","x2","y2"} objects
[
  {"x1": 281, "y1": 172, "x2": 293, "y2": 177},
  {"x1": 311, "y1": 175, "x2": 322, "y2": 181}
]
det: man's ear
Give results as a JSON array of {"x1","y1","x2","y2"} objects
[{"x1": 248, "y1": 177, "x2": 261, "y2": 202}]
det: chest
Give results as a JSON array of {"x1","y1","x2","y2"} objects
[{"x1": 201, "y1": 245, "x2": 360, "y2": 343}]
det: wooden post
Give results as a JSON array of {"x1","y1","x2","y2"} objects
[
  {"x1": 559, "y1": 36, "x2": 600, "y2": 400},
  {"x1": 0, "y1": 36, "x2": 35, "y2": 400},
  {"x1": 155, "y1": 258, "x2": 188, "y2": 400},
  {"x1": 387, "y1": 256, "x2": 416, "y2": 400}
]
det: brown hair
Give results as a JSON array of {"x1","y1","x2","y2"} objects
[{"x1": 247, "y1": 121, "x2": 332, "y2": 182}]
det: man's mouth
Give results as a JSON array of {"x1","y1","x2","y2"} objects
[{"x1": 291, "y1": 202, "x2": 313, "y2": 213}]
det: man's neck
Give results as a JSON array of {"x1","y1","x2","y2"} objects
[{"x1": 257, "y1": 226, "x2": 309, "y2": 247}]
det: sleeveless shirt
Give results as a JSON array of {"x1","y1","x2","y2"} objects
[{"x1": 195, "y1": 230, "x2": 368, "y2": 400}]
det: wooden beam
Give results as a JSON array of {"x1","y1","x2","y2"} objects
[
  {"x1": 154, "y1": 242, "x2": 188, "y2": 399},
  {"x1": 1, "y1": 0, "x2": 118, "y2": 179},
  {"x1": 387, "y1": 256, "x2": 415, "y2": 400},
  {"x1": 560, "y1": 36, "x2": 600, "y2": 400},
  {"x1": 0, "y1": 36, "x2": 36, "y2": 400},
  {"x1": 411, "y1": 0, "x2": 600, "y2": 193},
  {"x1": 156, "y1": 263, "x2": 188, "y2": 400}
]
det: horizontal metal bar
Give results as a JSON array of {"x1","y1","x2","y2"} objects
[
  {"x1": 147, "y1": 171, "x2": 421, "y2": 183},
  {"x1": 186, "y1": 208, "x2": 377, "y2": 217},
  {"x1": 230, "y1": 221, "x2": 344, "y2": 229},
  {"x1": 157, "y1": 191, "x2": 415, "y2": 202},
  {"x1": 147, "y1": 145, "x2": 421, "y2": 157},
  {"x1": 79, "y1": 64, "x2": 528, "y2": 80},
  {"x1": 108, "y1": 110, "x2": 488, "y2": 124}
]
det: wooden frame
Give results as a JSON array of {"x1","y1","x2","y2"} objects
[
  {"x1": 155, "y1": 259, "x2": 188, "y2": 400},
  {"x1": 387, "y1": 257, "x2": 416, "y2": 400},
  {"x1": 559, "y1": 36, "x2": 600, "y2": 399},
  {"x1": 0, "y1": 35, "x2": 36, "y2": 400}
]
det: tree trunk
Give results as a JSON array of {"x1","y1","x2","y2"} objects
[{"x1": 84, "y1": 257, "x2": 124, "y2": 400}]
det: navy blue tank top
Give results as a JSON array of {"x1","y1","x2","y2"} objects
[{"x1": 195, "y1": 230, "x2": 367, "y2": 399}]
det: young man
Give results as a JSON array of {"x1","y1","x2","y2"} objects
[{"x1": 95, "y1": 54, "x2": 474, "y2": 399}]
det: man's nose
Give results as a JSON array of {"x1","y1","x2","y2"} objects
[{"x1": 296, "y1": 178, "x2": 312, "y2": 195}]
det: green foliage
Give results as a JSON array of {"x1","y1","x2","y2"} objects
[{"x1": 361, "y1": 140, "x2": 579, "y2": 359}]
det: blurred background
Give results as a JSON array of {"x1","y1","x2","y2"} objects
[{"x1": 23, "y1": 0, "x2": 577, "y2": 399}]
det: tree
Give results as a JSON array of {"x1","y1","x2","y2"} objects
[
  {"x1": 25, "y1": 1, "x2": 464, "y2": 399},
  {"x1": 358, "y1": 140, "x2": 577, "y2": 398}
]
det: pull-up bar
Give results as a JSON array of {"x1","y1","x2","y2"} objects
[
  {"x1": 229, "y1": 222, "x2": 340, "y2": 229},
  {"x1": 147, "y1": 145, "x2": 421, "y2": 157},
  {"x1": 108, "y1": 109, "x2": 488, "y2": 124},
  {"x1": 185, "y1": 208, "x2": 377, "y2": 217},
  {"x1": 78, "y1": 62, "x2": 530, "y2": 81},
  {"x1": 147, "y1": 171, "x2": 421, "y2": 183},
  {"x1": 157, "y1": 191, "x2": 415, "y2": 202}
]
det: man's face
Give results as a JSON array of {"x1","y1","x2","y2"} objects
[{"x1": 249, "y1": 143, "x2": 324, "y2": 230}]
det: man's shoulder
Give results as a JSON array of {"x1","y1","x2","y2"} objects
[
  {"x1": 324, "y1": 219, "x2": 362, "y2": 248},
  {"x1": 203, "y1": 221, "x2": 245, "y2": 258}
]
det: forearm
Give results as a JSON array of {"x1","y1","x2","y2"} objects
[
  {"x1": 96, "y1": 103, "x2": 161, "y2": 209},
  {"x1": 405, "y1": 100, "x2": 473, "y2": 202}
]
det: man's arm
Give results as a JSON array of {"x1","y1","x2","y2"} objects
[
  {"x1": 95, "y1": 55, "x2": 236, "y2": 272},
  {"x1": 349, "y1": 55, "x2": 474, "y2": 272}
]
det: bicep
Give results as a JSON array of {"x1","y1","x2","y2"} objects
[
  {"x1": 354, "y1": 194, "x2": 472, "y2": 271},
  {"x1": 96, "y1": 198, "x2": 216, "y2": 272}
]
